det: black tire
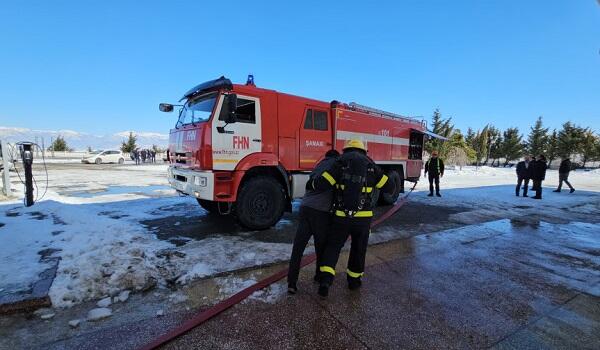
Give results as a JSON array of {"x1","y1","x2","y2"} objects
[
  {"x1": 95, "y1": 158, "x2": 102, "y2": 164},
  {"x1": 379, "y1": 169, "x2": 402, "y2": 205},
  {"x1": 118, "y1": 158, "x2": 124, "y2": 164},
  {"x1": 235, "y1": 176, "x2": 286, "y2": 230}
]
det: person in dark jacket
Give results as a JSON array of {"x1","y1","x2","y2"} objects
[
  {"x1": 311, "y1": 140, "x2": 394, "y2": 297},
  {"x1": 515, "y1": 155, "x2": 533, "y2": 197},
  {"x1": 287, "y1": 149, "x2": 340, "y2": 294},
  {"x1": 530, "y1": 154, "x2": 547, "y2": 199},
  {"x1": 424, "y1": 151, "x2": 445, "y2": 197},
  {"x1": 553, "y1": 158, "x2": 575, "y2": 193}
]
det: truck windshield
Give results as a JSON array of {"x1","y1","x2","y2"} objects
[{"x1": 176, "y1": 93, "x2": 217, "y2": 128}]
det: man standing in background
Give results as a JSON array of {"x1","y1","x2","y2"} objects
[
  {"x1": 554, "y1": 157, "x2": 575, "y2": 193},
  {"x1": 515, "y1": 155, "x2": 532, "y2": 197},
  {"x1": 425, "y1": 151, "x2": 444, "y2": 197},
  {"x1": 530, "y1": 155, "x2": 547, "y2": 199}
]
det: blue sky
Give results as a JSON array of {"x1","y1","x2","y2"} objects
[{"x1": 1, "y1": 1, "x2": 599, "y2": 135}]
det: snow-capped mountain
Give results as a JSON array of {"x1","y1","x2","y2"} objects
[{"x1": 0, "y1": 126, "x2": 168, "y2": 150}]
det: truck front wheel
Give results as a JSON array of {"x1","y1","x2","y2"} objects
[{"x1": 235, "y1": 176, "x2": 285, "y2": 230}]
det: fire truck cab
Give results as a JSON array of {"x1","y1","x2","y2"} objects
[{"x1": 160, "y1": 76, "x2": 428, "y2": 230}]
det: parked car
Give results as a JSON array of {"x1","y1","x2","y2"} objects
[{"x1": 82, "y1": 150, "x2": 125, "y2": 164}]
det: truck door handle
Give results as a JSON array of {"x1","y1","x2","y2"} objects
[{"x1": 252, "y1": 139, "x2": 261, "y2": 142}]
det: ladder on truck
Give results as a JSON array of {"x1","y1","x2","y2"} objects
[{"x1": 348, "y1": 102, "x2": 427, "y2": 128}]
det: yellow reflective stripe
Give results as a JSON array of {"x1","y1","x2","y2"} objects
[
  {"x1": 375, "y1": 174, "x2": 389, "y2": 189},
  {"x1": 322, "y1": 171, "x2": 336, "y2": 186},
  {"x1": 335, "y1": 210, "x2": 373, "y2": 217},
  {"x1": 320, "y1": 266, "x2": 336, "y2": 276},
  {"x1": 346, "y1": 269, "x2": 364, "y2": 278}
]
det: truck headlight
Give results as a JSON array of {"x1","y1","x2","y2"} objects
[{"x1": 194, "y1": 176, "x2": 207, "y2": 187}]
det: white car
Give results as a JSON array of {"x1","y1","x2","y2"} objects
[{"x1": 82, "y1": 150, "x2": 125, "y2": 164}]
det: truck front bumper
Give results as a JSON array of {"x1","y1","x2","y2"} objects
[{"x1": 167, "y1": 167, "x2": 214, "y2": 201}]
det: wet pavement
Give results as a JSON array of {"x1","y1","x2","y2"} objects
[
  {"x1": 159, "y1": 219, "x2": 600, "y2": 350},
  {"x1": 140, "y1": 201, "x2": 470, "y2": 247},
  {"x1": 58, "y1": 185, "x2": 171, "y2": 198}
]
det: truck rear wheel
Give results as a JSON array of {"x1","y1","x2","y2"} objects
[
  {"x1": 196, "y1": 199, "x2": 220, "y2": 214},
  {"x1": 379, "y1": 169, "x2": 402, "y2": 205},
  {"x1": 235, "y1": 176, "x2": 285, "y2": 230}
]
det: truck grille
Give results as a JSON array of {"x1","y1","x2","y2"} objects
[{"x1": 174, "y1": 152, "x2": 191, "y2": 165}]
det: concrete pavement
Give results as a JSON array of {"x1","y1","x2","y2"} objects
[{"x1": 161, "y1": 219, "x2": 600, "y2": 350}]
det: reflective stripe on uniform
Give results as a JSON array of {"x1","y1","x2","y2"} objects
[
  {"x1": 335, "y1": 210, "x2": 373, "y2": 217},
  {"x1": 375, "y1": 174, "x2": 389, "y2": 189},
  {"x1": 320, "y1": 266, "x2": 336, "y2": 276},
  {"x1": 346, "y1": 269, "x2": 364, "y2": 278},
  {"x1": 322, "y1": 171, "x2": 336, "y2": 186}
]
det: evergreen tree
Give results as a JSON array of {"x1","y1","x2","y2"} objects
[
  {"x1": 546, "y1": 129, "x2": 559, "y2": 167},
  {"x1": 526, "y1": 116, "x2": 549, "y2": 156},
  {"x1": 489, "y1": 132, "x2": 503, "y2": 167},
  {"x1": 48, "y1": 135, "x2": 70, "y2": 152},
  {"x1": 121, "y1": 132, "x2": 137, "y2": 153},
  {"x1": 484, "y1": 126, "x2": 500, "y2": 165},
  {"x1": 580, "y1": 130, "x2": 599, "y2": 168},
  {"x1": 465, "y1": 128, "x2": 476, "y2": 146},
  {"x1": 445, "y1": 129, "x2": 476, "y2": 167},
  {"x1": 557, "y1": 122, "x2": 585, "y2": 159},
  {"x1": 501, "y1": 127, "x2": 524, "y2": 166},
  {"x1": 470, "y1": 128, "x2": 488, "y2": 166},
  {"x1": 425, "y1": 109, "x2": 454, "y2": 157}
]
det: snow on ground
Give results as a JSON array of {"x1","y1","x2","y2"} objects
[
  {"x1": 411, "y1": 166, "x2": 600, "y2": 215},
  {"x1": 0, "y1": 163, "x2": 290, "y2": 307},
  {"x1": 0, "y1": 164, "x2": 598, "y2": 308},
  {"x1": 216, "y1": 276, "x2": 286, "y2": 304}
]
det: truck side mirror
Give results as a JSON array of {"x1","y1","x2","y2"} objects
[{"x1": 159, "y1": 103, "x2": 174, "y2": 112}]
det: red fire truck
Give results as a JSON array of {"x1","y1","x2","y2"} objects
[{"x1": 160, "y1": 76, "x2": 431, "y2": 229}]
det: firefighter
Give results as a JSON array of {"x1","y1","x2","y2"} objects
[
  {"x1": 424, "y1": 151, "x2": 444, "y2": 197},
  {"x1": 311, "y1": 139, "x2": 394, "y2": 297},
  {"x1": 287, "y1": 149, "x2": 340, "y2": 294}
]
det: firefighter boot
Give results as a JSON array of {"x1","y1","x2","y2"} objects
[
  {"x1": 287, "y1": 283, "x2": 298, "y2": 295},
  {"x1": 347, "y1": 276, "x2": 362, "y2": 290},
  {"x1": 318, "y1": 283, "x2": 330, "y2": 297},
  {"x1": 318, "y1": 274, "x2": 333, "y2": 298}
]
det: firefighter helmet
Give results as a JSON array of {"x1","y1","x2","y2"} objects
[{"x1": 343, "y1": 139, "x2": 367, "y2": 152}]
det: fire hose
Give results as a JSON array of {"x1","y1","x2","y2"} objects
[{"x1": 139, "y1": 181, "x2": 418, "y2": 350}]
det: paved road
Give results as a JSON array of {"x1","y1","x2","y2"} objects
[{"x1": 159, "y1": 219, "x2": 600, "y2": 350}]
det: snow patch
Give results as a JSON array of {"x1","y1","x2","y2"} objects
[{"x1": 87, "y1": 307, "x2": 112, "y2": 321}]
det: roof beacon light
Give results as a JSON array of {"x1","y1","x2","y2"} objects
[{"x1": 246, "y1": 74, "x2": 255, "y2": 86}]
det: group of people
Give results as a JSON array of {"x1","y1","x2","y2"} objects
[
  {"x1": 515, "y1": 155, "x2": 575, "y2": 199},
  {"x1": 287, "y1": 139, "x2": 394, "y2": 297},
  {"x1": 131, "y1": 148, "x2": 157, "y2": 165}
]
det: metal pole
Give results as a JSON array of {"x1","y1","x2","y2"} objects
[
  {"x1": 1, "y1": 140, "x2": 12, "y2": 196},
  {"x1": 20, "y1": 143, "x2": 34, "y2": 206}
]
